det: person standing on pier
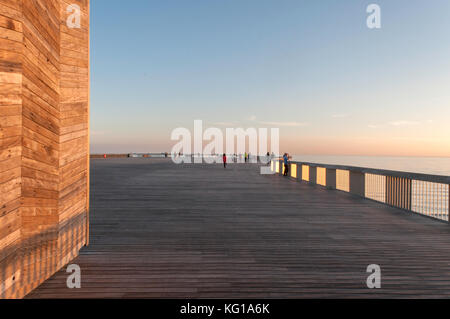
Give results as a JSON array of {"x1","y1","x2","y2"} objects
[
  {"x1": 223, "y1": 153, "x2": 227, "y2": 168},
  {"x1": 283, "y1": 153, "x2": 290, "y2": 176}
]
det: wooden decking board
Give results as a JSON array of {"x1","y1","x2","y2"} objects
[{"x1": 27, "y1": 158, "x2": 450, "y2": 298}]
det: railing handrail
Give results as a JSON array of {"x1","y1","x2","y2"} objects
[{"x1": 286, "y1": 160, "x2": 450, "y2": 184}]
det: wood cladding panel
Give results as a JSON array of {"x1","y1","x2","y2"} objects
[
  {"x1": 0, "y1": 0, "x2": 22, "y2": 300},
  {"x1": 21, "y1": 0, "x2": 60, "y2": 250},
  {"x1": 0, "y1": 0, "x2": 89, "y2": 298},
  {"x1": 58, "y1": 0, "x2": 88, "y2": 233}
]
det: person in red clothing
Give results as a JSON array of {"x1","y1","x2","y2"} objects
[{"x1": 222, "y1": 153, "x2": 227, "y2": 168}]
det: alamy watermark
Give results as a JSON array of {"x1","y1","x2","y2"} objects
[
  {"x1": 366, "y1": 264, "x2": 381, "y2": 289},
  {"x1": 66, "y1": 4, "x2": 81, "y2": 29},
  {"x1": 170, "y1": 120, "x2": 279, "y2": 174},
  {"x1": 366, "y1": 4, "x2": 381, "y2": 29},
  {"x1": 66, "y1": 264, "x2": 81, "y2": 288}
]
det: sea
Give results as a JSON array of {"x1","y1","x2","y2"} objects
[{"x1": 291, "y1": 155, "x2": 450, "y2": 176}]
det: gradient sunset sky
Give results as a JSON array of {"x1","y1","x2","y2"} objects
[{"x1": 90, "y1": 0, "x2": 450, "y2": 156}]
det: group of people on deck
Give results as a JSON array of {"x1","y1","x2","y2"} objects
[
  {"x1": 222, "y1": 152, "x2": 274, "y2": 168},
  {"x1": 222, "y1": 152, "x2": 251, "y2": 168}
]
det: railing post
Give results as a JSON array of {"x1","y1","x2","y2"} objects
[
  {"x1": 279, "y1": 160, "x2": 283, "y2": 176},
  {"x1": 326, "y1": 168, "x2": 336, "y2": 189},
  {"x1": 309, "y1": 166, "x2": 317, "y2": 184},
  {"x1": 297, "y1": 163, "x2": 302, "y2": 181},
  {"x1": 406, "y1": 178, "x2": 412, "y2": 211},
  {"x1": 385, "y1": 176, "x2": 390, "y2": 204},
  {"x1": 349, "y1": 171, "x2": 365, "y2": 197}
]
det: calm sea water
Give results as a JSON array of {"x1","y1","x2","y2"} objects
[{"x1": 291, "y1": 155, "x2": 450, "y2": 176}]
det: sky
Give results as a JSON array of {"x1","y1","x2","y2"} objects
[{"x1": 90, "y1": 0, "x2": 450, "y2": 156}]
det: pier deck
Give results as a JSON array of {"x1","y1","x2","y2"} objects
[{"x1": 28, "y1": 158, "x2": 450, "y2": 298}]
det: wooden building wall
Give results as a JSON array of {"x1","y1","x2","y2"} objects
[
  {"x1": 0, "y1": 0, "x2": 89, "y2": 298},
  {"x1": 0, "y1": 0, "x2": 23, "y2": 301}
]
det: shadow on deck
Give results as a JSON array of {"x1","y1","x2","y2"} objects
[{"x1": 28, "y1": 158, "x2": 450, "y2": 298}]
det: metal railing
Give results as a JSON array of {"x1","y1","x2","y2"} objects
[{"x1": 272, "y1": 159, "x2": 450, "y2": 222}]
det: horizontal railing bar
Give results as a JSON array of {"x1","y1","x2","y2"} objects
[{"x1": 288, "y1": 160, "x2": 450, "y2": 184}]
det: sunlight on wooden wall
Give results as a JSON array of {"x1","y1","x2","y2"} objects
[
  {"x1": 302, "y1": 165, "x2": 309, "y2": 182},
  {"x1": 316, "y1": 167, "x2": 326, "y2": 186},
  {"x1": 291, "y1": 164, "x2": 297, "y2": 178},
  {"x1": 336, "y1": 169, "x2": 350, "y2": 192},
  {"x1": 0, "y1": 0, "x2": 90, "y2": 299}
]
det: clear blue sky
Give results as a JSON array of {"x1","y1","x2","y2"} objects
[{"x1": 90, "y1": 0, "x2": 450, "y2": 156}]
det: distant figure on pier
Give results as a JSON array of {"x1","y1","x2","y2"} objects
[
  {"x1": 244, "y1": 152, "x2": 248, "y2": 163},
  {"x1": 283, "y1": 153, "x2": 290, "y2": 176},
  {"x1": 223, "y1": 153, "x2": 227, "y2": 168}
]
